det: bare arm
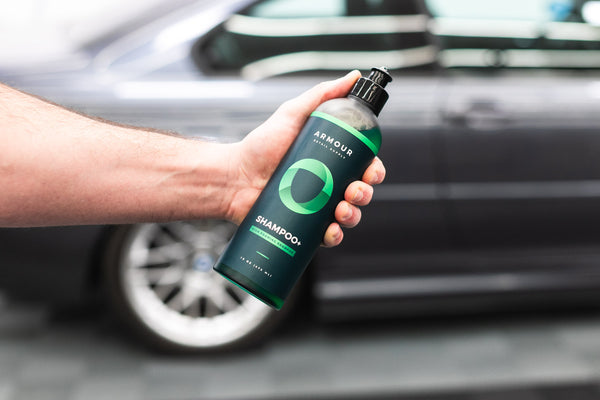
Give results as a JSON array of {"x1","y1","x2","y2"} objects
[
  {"x1": 0, "y1": 82, "x2": 234, "y2": 226},
  {"x1": 0, "y1": 72, "x2": 385, "y2": 246}
]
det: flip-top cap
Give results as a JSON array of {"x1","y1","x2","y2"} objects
[{"x1": 348, "y1": 67, "x2": 392, "y2": 116}]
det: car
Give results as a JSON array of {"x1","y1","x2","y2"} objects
[{"x1": 3, "y1": 0, "x2": 600, "y2": 353}]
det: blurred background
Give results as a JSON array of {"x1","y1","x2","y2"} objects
[{"x1": 4, "y1": 0, "x2": 600, "y2": 398}]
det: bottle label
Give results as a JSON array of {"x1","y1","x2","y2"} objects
[
  {"x1": 278, "y1": 158, "x2": 334, "y2": 215},
  {"x1": 216, "y1": 112, "x2": 380, "y2": 301}
]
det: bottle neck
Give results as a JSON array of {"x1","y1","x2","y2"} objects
[{"x1": 348, "y1": 77, "x2": 389, "y2": 117}]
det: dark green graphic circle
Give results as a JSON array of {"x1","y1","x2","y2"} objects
[{"x1": 278, "y1": 159, "x2": 334, "y2": 215}]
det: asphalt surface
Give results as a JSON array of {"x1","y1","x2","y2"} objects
[{"x1": 4, "y1": 299, "x2": 600, "y2": 399}]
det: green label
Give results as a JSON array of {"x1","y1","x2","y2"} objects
[
  {"x1": 278, "y1": 158, "x2": 334, "y2": 215},
  {"x1": 249, "y1": 225, "x2": 296, "y2": 257}
]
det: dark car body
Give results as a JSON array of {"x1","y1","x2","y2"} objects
[{"x1": 3, "y1": 0, "x2": 600, "y2": 350}]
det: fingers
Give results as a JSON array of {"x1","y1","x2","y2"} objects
[
  {"x1": 322, "y1": 200, "x2": 361, "y2": 247},
  {"x1": 345, "y1": 181, "x2": 373, "y2": 206},
  {"x1": 322, "y1": 200, "x2": 361, "y2": 246},
  {"x1": 362, "y1": 156, "x2": 386, "y2": 185},
  {"x1": 322, "y1": 222, "x2": 344, "y2": 248},
  {"x1": 335, "y1": 201, "x2": 362, "y2": 228},
  {"x1": 341, "y1": 157, "x2": 384, "y2": 210},
  {"x1": 324, "y1": 157, "x2": 386, "y2": 247}
]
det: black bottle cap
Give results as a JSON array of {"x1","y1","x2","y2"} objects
[{"x1": 348, "y1": 66, "x2": 393, "y2": 116}]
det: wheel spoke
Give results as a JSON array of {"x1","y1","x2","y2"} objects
[
  {"x1": 145, "y1": 243, "x2": 190, "y2": 265},
  {"x1": 163, "y1": 222, "x2": 201, "y2": 244},
  {"x1": 211, "y1": 285, "x2": 243, "y2": 313},
  {"x1": 143, "y1": 263, "x2": 185, "y2": 286},
  {"x1": 165, "y1": 289, "x2": 184, "y2": 311},
  {"x1": 153, "y1": 283, "x2": 179, "y2": 302},
  {"x1": 225, "y1": 285, "x2": 246, "y2": 304},
  {"x1": 203, "y1": 297, "x2": 224, "y2": 317}
]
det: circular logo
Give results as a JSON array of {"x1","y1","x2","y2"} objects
[{"x1": 278, "y1": 159, "x2": 334, "y2": 215}]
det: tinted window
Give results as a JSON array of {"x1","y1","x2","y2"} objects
[
  {"x1": 248, "y1": 0, "x2": 346, "y2": 18},
  {"x1": 426, "y1": 0, "x2": 600, "y2": 70},
  {"x1": 196, "y1": 0, "x2": 435, "y2": 79}
]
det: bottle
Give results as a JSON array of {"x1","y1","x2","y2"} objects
[{"x1": 214, "y1": 67, "x2": 392, "y2": 309}]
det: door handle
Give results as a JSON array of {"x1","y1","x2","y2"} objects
[{"x1": 443, "y1": 99, "x2": 512, "y2": 130}]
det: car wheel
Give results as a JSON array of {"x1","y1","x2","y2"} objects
[{"x1": 103, "y1": 221, "x2": 296, "y2": 353}]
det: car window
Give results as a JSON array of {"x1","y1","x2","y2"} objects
[
  {"x1": 195, "y1": 0, "x2": 600, "y2": 79},
  {"x1": 248, "y1": 0, "x2": 346, "y2": 18},
  {"x1": 427, "y1": 0, "x2": 600, "y2": 70},
  {"x1": 195, "y1": 0, "x2": 436, "y2": 80}
]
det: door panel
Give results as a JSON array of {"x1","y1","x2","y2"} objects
[{"x1": 442, "y1": 76, "x2": 600, "y2": 249}]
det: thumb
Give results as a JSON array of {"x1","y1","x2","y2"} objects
[{"x1": 276, "y1": 70, "x2": 362, "y2": 123}]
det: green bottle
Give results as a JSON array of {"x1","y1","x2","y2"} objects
[{"x1": 214, "y1": 67, "x2": 392, "y2": 309}]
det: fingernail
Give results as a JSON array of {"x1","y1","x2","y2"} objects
[
  {"x1": 339, "y1": 70, "x2": 360, "y2": 82},
  {"x1": 343, "y1": 203, "x2": 353, "y2": 220},
  {"x1": 333, "y1": 226, "x2": 344, "y2": 244},
  {"x1": 352, "y1": 190, "x2": 363, "y2": 203}
]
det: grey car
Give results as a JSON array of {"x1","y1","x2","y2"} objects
[{"x1": 3, "y1": 0, "x2": 600, "y2": 353}]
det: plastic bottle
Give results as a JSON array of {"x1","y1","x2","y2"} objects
[{"x1": 214, "y1": 67, "x2": 393, "y2": 309}]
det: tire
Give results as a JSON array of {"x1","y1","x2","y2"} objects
[{"x1": 102, "y1": 220, "x2": 297, "y2": 353}]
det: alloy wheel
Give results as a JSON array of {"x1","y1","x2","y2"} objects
[{"x1": 116, "y1": 221, "x2": 275, "y2": 349}]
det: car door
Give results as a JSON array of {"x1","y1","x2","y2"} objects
[
  {"x1": 441, "y1": 76, "x2": 600, "y2": 252},
  {"x1": 433, "y1": 0, "x2": 600, "y2": 253}
]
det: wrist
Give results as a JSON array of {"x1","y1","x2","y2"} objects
[
  {"x1": 220, "y1": 141, "x2": 246, "y2": 223},
  {"x1": 179, "y1": 139, "x2": 238, "y2": 221}
]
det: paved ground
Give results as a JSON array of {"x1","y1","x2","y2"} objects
[{"x1": 3, "y1": 300, "x2": 600, "y2": 399}]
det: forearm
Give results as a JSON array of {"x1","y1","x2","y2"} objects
[{"x1": 0, "y1": 83, "x2": 234, "y2": 227}]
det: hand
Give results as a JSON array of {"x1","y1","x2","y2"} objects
[{"x1": 226, "y1": 71, "x2": 386, "y2": 247}]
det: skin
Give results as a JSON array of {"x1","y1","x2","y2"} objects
[{"x1": 0, "y1": 71, "x2": 385, "y2": 247}]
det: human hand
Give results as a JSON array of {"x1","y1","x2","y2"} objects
[{"x1": 226, "y1": 70, "x2": 386, "y2": 247}]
